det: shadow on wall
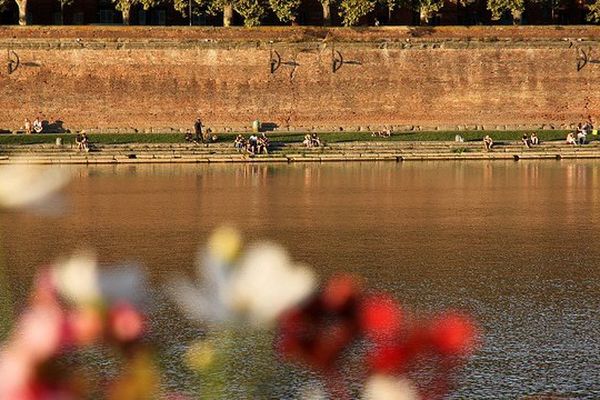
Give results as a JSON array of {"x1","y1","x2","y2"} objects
[
  {"x1": 408, "y1": 27, "x2": 436, "y2": 37},
  {"x1": 261, "y1": 122, "x2": 279, "y2": 132},
  {"x1": 42, "y1": 120, "x2": 70, "y2": 133},
  {"x1": 0, "y1": 129, "x2": 11, "y2": 134}
]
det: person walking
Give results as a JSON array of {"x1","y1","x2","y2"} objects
[{"x1": 194, "y1": 117, "x2": 203, "y2": 143}]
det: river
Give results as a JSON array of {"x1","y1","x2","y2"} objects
[{"x1": 1, "y1": 161, "x2": 599, "y2": 398}]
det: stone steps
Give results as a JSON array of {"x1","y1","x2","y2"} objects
[{"x1": 4, "y1": 141, "x2": 600, "y2": 164}]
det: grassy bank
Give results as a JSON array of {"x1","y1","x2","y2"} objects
[{"x1": 0, "y1": 130, "x2": 578, "y2": 146}]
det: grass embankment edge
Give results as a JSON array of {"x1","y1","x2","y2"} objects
[{"x1": 0, "y1": 130, "x2": 577, "y2": 146}]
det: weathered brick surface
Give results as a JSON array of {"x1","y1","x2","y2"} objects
[{"x1": 1, "y1": 27, "x2": 599, "y2": 132}]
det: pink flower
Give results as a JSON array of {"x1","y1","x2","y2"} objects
[{"x1": 108, "y1": 303, "x2": 145, "y2": 343}]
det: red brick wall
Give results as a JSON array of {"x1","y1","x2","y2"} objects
[{"x1": 1, "y1": 27, "x2": 599, "y2": 132}]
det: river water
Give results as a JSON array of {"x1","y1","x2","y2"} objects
[{"x1": 1, "y1": 161, "x2": 599, "y2": 399}]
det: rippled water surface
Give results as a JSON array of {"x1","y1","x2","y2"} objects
[{"x1": 1, "y1": 161, "x2": 600, "y2": 398}]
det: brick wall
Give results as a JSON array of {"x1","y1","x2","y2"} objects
[{"x1": 1, "y1": 27, "x2": 600, "y2": 132}]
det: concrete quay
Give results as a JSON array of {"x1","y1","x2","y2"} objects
[{"x1": 2, "y1": 141, "x2": 600, "y2": 165}]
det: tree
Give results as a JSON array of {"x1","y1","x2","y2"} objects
[
  {"x1": 378, "y1": 0, "x2": 404, "y2": 23},
  {"x1": 58, "y1": 0, "x2": 75, "y2": 24},
  {"x1": 486, "y1": 0, "x2": 524, "y2": 23},
  {"x1": 113, "y1": 0, "x2": 161, "y2": 25},
  {"x1": 416, "y1": 0, "x2": 444, "y2": 24},
  {"x1": 338, "y1": 0, "x2": 375, "y2": 25},
  {"x1": 320, "y1": 0, "x2": 333, "y2": 25},
  {"x1": 14, "y1": 0, "x2": 28, "y2": 25},
  {"x1": 207, "y1": 0, "x2": 235, "y2": 26},
  {"x1": 587, "y1": 0, "x2": 600, "y2": 22},
  {"x1": 269, "y1": 0, "x2": 301, "y2": 23},
  {"x1": 233, "y1": 0, "x2": 267, "y2": 26}
]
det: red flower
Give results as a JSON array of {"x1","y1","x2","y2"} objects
[
  {"x1": 359, "y1": 294, "x2": 402, "y2": 341},
  {"x1": 428, "y1": 313, "x2": 477, "y2": 356},
  {"x1": 277, "y1": 275, "x2": 362, "y2": 371}
]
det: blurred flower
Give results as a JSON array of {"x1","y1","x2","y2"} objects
[
  {"x1": 363, "y1": 375, "x2": 420, "y2": 400},
  {"x1": 277, "y1": 275, "x2": 362, "y2": 371},
  {"x1": 184, "y1": 340, "x2": 216, "y2": 371},
  {"x1": 173, "y1": 230, "x2": 316, "y2": 326},
  {"x1": 208, "y1": 226, "x2": 241, "y2": 263},
  {"x1": 229, "y1": 243, "x2": 316, "y2": 325},
  {"x1": 359, "y1": 295, "x2": 402, "y2": 341},
  {"x1": 51, "y1": 251, "x2": 101, "y2": 307},
  {"x1": 0, "y1": 165, "x2": 70, "y2": 210},
  {"x1": 108, "y1": 303, "x2": 145, "y2": 343},
  {"x1": 428, "y1": 313, "x2": 477, "y2": 356},
  {"x1": 66, "y1": 307, "x2": 103, "y2": 345}
]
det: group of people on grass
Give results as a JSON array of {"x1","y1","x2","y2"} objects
[
  {"x1": 566, "y1": 120, "x2": 595, "y2": 145},
  {"x1": 75, "y1": 131, "x2": 90, "y2": 152},
  {"x1": 521, "y1": 132, "x2": 540, "y2": 148},
  {"x1": 483, "y1": 119, "x2": 596, "y2": 151},
  {"x1": 234, "y1": 133, "x2": 270, "y2": 155},
  {"x1": 184, "y1": 117, "x2": 217, "y2": 145},
  {"x1": 22, "y1": 117, "x2": 43, "y2": 134},
  {"x1": 303, "y1": 133, "x2": 322, "y2": 148}
]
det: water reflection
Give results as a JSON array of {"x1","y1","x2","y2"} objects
[{"x1": 1, "y1": 161, "x2": 599, "y2": 398}]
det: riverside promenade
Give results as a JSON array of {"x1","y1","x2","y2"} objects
[{"x1": 2, "y1": 140, "x2": 600, "y2": 164}]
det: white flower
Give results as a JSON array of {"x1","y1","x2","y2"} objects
[
  {"x1": 172, "y1": 232, "x2": 316, "y2": 327},
  {"x1": 363, "y1": 375, "x2": 421, "y2": 400},
  {"x1": 0, "y1": 165, "x2": 70, "y2": 209},
  {"x1": 51, "y1": 251, "x2": 101, "y2": 306},
  {"x1": 229, "y1": 243, "x2": 316, "y2": 325}
]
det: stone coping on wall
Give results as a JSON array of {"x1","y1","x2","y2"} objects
[
  {"x1": 12, "y1": 124, "x2": 573, "y2": 135},
  {"x1": 2, "y1": 26, "x2": 600, "y2": 44}
]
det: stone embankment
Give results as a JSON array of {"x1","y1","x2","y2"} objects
[
  {"x1": 2, "y1": 141, "x2": 600, "y2": 164},
  {"x1": 2, "y1": 26, "x2": 600, "y2": 132}
]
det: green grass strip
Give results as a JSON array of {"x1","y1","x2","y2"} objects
[{"x1": 0, "y1": 130, "x2": 585, "y2": 146}]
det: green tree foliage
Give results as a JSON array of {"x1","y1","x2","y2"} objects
[
  {"x1": 234, "y1": 0, "x2": 268, "y2": 26},
  {"x1": 586, "y1": 0, "x2": 600, "y2": 21},
  {"x1": 486, "y1": 0, "x2": 524, "y2": 23},
  {"x1": 205, "y1": 0, "x2": 235, "y2": 26},
  {"x1": 338, "y1": 0, "x2": 375, "y2": 25},
  {"x1": 417, "y1": 0, "x2": 444, "y2": 23},
  {"x1": 269, "y1": 0, "x2": 301, "y2": 23},
  {"x1": 113, "y1": 0, "x2": 162, "y2": 25}
]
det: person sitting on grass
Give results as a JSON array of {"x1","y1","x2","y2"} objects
[
  {"x1": 185, "y1": 130, "x2": 200, "y2": 145},
  {"x1": 522, "y1": 133, "x2": 531, "y2": 148},
  {"x1": 257, "y1": 136, "x2": 269, "y2": 154},
  {"x1": 303, "y1": 134, "x2": 312, "y2": 148},
  {"x1": 81, "y1": 132, "x2": 90, "y2": 152},
  {"x1": 483, "y1": 135, "x2": 493, "y2": 151},
  {"x1": 311, "y1": 133, "x2": 322, "y2": 147},
  {"x1": 248, "y1": 134, "x2": 258, "y2": 155},
  {"x1": 75, "y1": 132, "x2": 84, "y2": 151},
  {"x1": 234, "y1": 134, "x2": 246, "y2": 150},
  {"x1": 530, "y1": 132, "x2": 539, "y2": 145},
  {"x1": 566, "y1": 131, "x2": 577, "y2": 145},
  {"x1": 24, "y1": 118, "x2": 31, "y2": 135}
]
